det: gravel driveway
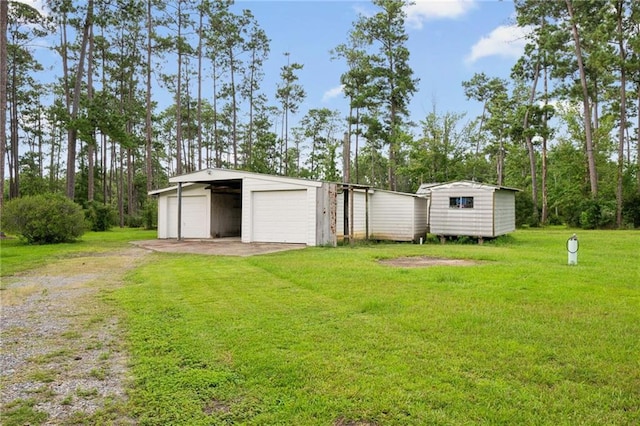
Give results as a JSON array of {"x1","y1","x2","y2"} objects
[{"x1": 1, "y1": 247, "x2": 150, "y2": 424}]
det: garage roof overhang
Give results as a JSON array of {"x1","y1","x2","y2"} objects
[{"x1": 169, "y1": 168, "x2": 324, "y2": 188}]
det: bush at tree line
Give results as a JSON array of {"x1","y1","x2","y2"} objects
[
  {"x1": 1, "y1": 194, "x2": 85, "y2": 244},
  {"x1": 85, "y1": 201, "x2": 116, "y2": 232}
]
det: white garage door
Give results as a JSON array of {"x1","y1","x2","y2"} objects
[
  {"x1": 167, "y1": 195, "x2": 209, "y2": 238},
  {"x1": 252, "y1": 190, "x2": 308, "y2": 243}
]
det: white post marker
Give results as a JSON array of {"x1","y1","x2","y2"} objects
[{"x1": 567, "y1": 234, "x2": 578, "y2": 265}]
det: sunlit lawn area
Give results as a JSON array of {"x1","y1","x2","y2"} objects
[
  {"x1": 0, "y1": 227, "x2": 157, "y2": 277},
  {"x1": 111, "y1": 229, "x2": 640, "y2": 425}
]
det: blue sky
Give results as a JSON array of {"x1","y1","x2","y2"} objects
[{"x1": 229, "y1": 0, "x2": 529, "y2": 128}]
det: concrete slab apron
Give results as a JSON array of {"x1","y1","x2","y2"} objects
[{"x1": 131, "y1": 239, "x2": 306, "y2": 257}]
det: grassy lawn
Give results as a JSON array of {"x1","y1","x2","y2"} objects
[
  {"x1": 0, "y1": 227, "x2": 156, "y2": 277},
  {"x1": 111, "y1": 229, "x2": 640, "y2": 425}
]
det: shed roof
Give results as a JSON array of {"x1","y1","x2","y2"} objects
[
  {"x1": 148, "y1": 182, "x2": 196, "y2": 196},
  {"x1": 155, "y1": 168, "x2": 430, "y2": 199},
  {"x1": 417, "y1": 180, "x2": 520, "y2": 195},
  {"x1": 168, "y1": 168, "x2": 323, "y2": 188}
]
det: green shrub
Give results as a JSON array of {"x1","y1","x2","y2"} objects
[
  {"x1": 1, "y1": 194, "x2": 85, "y2": 244},
  {"x1": 126, "y1": 215, "x2": 144, "y2": 228},
  {"x1": 143, "y1": 199, "x2": 158, "y2": 230},
  {"x1": 622, "y1": 193, "x2": 640, "y2": 228},
  {"x1": 579, "y1": 199, "x2": 616, "y2": 229},
  {"x1": 547, "y1": 213, "x2": 563, "y2": 226},
  {"x1": 515, "y1": 191, "x2": 539, "y2": 227},
  {"x1": 85, "y1": 201, "x2": 116, "y2": 232}
]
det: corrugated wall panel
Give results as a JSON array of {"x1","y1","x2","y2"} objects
[
  {"x1": 370, "y1": 192, "x2": 416, "y2": 241},
  {"x1": 413, "y1": 197, "x2": 429, "y2": 240},
  {"x1": 429, "y1": 187, "x2": 494, "y2": 236},
  {"x1": 493, "y1": 190, "x2": 516, "y2": 236}
]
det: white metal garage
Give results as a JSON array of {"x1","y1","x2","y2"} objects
[
  {"x1": 251, "y1": 190, "x2": 308, "y2": 243},
  {"x1": 151, "y1": 169, "x2": 337, "y2": 246}
]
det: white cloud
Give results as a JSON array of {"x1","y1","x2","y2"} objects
[
  {"x1": 322, "y1": 85, "x2": 344, "y2": 102},
  {"x1": 465, "y1": 24, "x2": 534, "y2": 64},
  {"x1": 353, "y1": 3, "x2": 375, "y2": 19},
  {"x1": 405, "y1": 0, "x2": 477, "y2": 29}
]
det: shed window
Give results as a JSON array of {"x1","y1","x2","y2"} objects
[{"x1": 449, "y1": 196, "x2": 474, "y2": 209}]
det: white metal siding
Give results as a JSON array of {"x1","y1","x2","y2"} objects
[
  {"x1": 337, "y1": 190, "x2": 427, "y2": 242},
  {"x1": 429, "y1": 187, "x2": 494, "y2": 237},
  {"x1": 413, "y1": 197, "x2": 429, "y2": 240},
  {"x1": 157, "y1": 195, "x2": 170, "y2": 238},
  {"x1": 370, "y1": 192, "x2": 416, "y2": 241},
  {"x1": 251, "y1": 190, "x2": 308, "y2": 243},
  {"x1": 493, "y1": 190, "x2": 516, "y2": 236}
]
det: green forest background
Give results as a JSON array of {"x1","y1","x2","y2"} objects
[{"x1": 2, "y1": 0, "x2": 640, "y2": 230}]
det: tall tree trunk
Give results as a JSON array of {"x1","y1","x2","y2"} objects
[
  {"x1": 145, "y1": 0, "x2": 153, "y2": 191},
  {"x1": 229, "y1": 47, "x2": 238, "y2": 168},
  {"x1": 175, "y1": 0, "x2": 183, "y2": 175},
  {"x1": 87, "y1": 24, "x2": 95, "y2": 202},
  {"x1": 37, "y1": 101, "x2": 43, "y2": 178},
  {"x1": 183, "y1": 68, "x2": 192, "y2": 172},
  {"x1": 9, "y1": 58, "x2": 19, "y2": 198},
  {"x1": 388, "y1": 109, "x2": 397, "y2": 191},
  {"x1": 118, "y1": 148, "x2": 124, "y2": 227},
  {"x1": 110, "y1": 138, "x2": 116, "y2": 206},
  {"x1": 0, "y1": 0, "x2": 6, "y2": 211},
  {"x1": 102, "y1": 133, "x2": 108, "y2": 203},
  {"x1": 197, "y1": 7, "x2": 203, "y2": 170},
  {"x1": 615, "y1": 1, "x2": 626, "y2": 228},
  {"x1": 524, "y1": 60, "x2": 541, "y2": 224},
  {"x1": 59, "y1": 7, "x2": 71, "y2": 195},
  {"x1": 61, "y1": 11, "x2": 71, "y2": 115},
  {"x1": 49, "y1": 128, "x2": 58, "y2": 191},
  {"x1": 284, "y1": 100, "x2": 289, "y2": 175},
  {"x1": 497, "y1": 133, "x2": 504, "y2": 187},
  {"x1": 565, "y1": 0, "x2": 598, "y2": 198},
  {"x1": 66, "y1": 0, "x2": 94, "y2": 200},
  {"x1": 212, "y1": 64, "x2": 221, "y2": 168},
  {"x1": 541, "y1": 61, "x2": 549, "y2": 224},
  {"x1": 344, "y1": 106, "x2": 352, "y2": 184},
  {"x1": 355, "y1": 107, "x2": 360, "y2": 183},
  {"x1": 127, "y1": 147, "x2": 133, "y2": 218},
  {"x1": 247, "y1": 49, "x2": 256, "y2": 166}
]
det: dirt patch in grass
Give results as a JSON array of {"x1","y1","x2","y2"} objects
[
  {"x1": 0, "y1": 247, "x2": 150, "y2": 425},
  {"x1": 334, "y1": 417, "x2": 378, "y2": 426},
  {"x1": 378, "y1": 256, "x2": 479, "y2": 268}
]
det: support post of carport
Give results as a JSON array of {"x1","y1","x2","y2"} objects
[
  {"x1": 365, "y1": 187, "x2": 369, "y2": 241},
  {"x1": 343, "y1": 186, "x2": 349, "y2": 244},
  {"x1": 177, "y1": 182, "x2": 182, "y2": 240}
]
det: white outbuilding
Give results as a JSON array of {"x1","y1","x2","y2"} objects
[
  {"x1": 417, "y1": 180, "x2": 519, "y2": 241},
  {"x1": 150, "y1": 168, "x2": 430, "y2": 246},
  {"x1": 150, "y1": 169, "x2": 337, "y2": 246},
  {"x1": 336, "y1": 188, "x2": 429, "y2": 242}
]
